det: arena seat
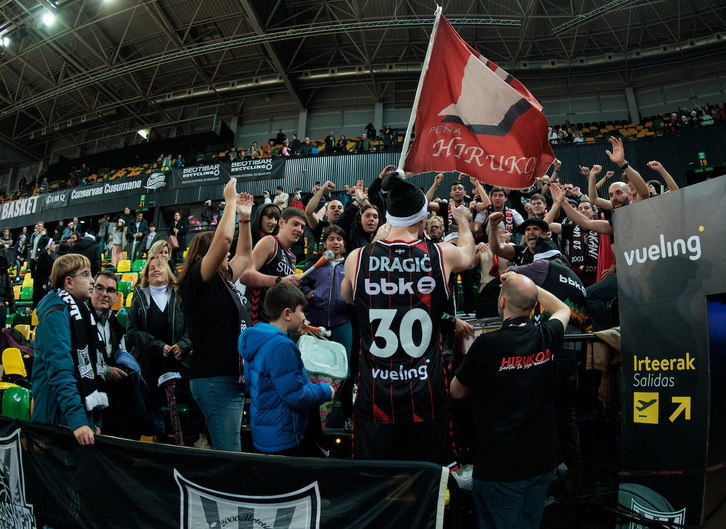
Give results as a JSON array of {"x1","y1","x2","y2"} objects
[
  {"x1": 1, "y1": 386, "x2": 31, "y2": 420},
  {"x1": 110, "y1": 292, "x2": 123, "y2": 311},
  {"x1": 13, "y1": 307, "x2": 31, "y2": 325},
  {"x1": 14, "y1": 325, "x2": 31, "y2": 341},
  {"x1": 125, "y1": 291, "x2": 133, "y2": 307},
  {"x1": 117, "y1": 260, "x2": 131, "y2": 273},
  {"x1": 20, "y1": 287, "x2": 32, "y2": 300},
  {"x1": 121, "y1": 272, "x2": 138, "y2": 287},
  {"x1": 117, "y1": 281, "x2": 133, "y2": 297},
  {"x1": 2, "y1": 348, "x2": 26, "y2": 378},
  {"x1": 115, "y1": 307, "x2": 128, "y2": 328},
  {"x1": 132, "y1": 259, "x2": 146, "y2": 273}
]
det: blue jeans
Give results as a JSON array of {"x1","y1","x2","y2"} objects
[
  {"x1": 473, "y1": 468, "x2": 555, "y2": 529},
  {"x1": 190, "y1": 376, "x2": 244, "y2": 452}
]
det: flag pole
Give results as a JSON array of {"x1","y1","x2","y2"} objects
[{"x1": 396, "y1": 5, "x2": 443, "y2": 177}]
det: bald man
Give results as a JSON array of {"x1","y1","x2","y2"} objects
[{"x1": 451, "y1": 272, "x2": 570, "y2": 529}]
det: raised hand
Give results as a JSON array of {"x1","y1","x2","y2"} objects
[
  {"x1": 605, "y1": 137, "x2": 625, "y2": 166},
  {"x1": 224, "y1": 178, "x2": 238, "y2": 203},
  {"x1": 550, "y1": 183, "x2": 565, "y2": 204},
  {"x1": 489, "y1": 211, "x2": 504, "y2": 226},
  {"x1": 236, "y1": 192, "x2": 254, "y2": 221},
  {"x1": 379, "y1": 165, "x2": 396, "y2": 180}
]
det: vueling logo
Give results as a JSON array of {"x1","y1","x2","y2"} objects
[{"x1": 623, "y1": 227, "x2": 703, "y2": 266}]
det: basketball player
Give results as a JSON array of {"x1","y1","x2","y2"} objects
[{"x1": 341, "y1": 171, "x2": 475, "y2": 465}]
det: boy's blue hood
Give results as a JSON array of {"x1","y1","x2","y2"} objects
[{"x1": 238, "y1": 322, "x2": 285, "y2": 361}]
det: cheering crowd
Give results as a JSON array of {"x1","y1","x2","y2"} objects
[{"x1": 20, "y1": 135, "x2": 681, "y2": 528}]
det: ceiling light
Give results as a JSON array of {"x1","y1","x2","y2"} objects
[
  {"x1": 137, "y1": 129, "x2": 149, "y2": 139},
  {"x1": 42, "y1": 11, "x2": 56, "y2": 27},
  {"x1": 1, "y1": 37, "x2": 9, "y2": 47}
]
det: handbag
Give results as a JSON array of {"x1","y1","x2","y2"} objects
[{"x1": 168, "y1": 235, "x2": 180, "y2": 250}]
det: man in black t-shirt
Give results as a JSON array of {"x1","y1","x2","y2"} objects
[
  {"x1": 450, "y1": 272, "x2": 570, "y2": 529},
  {"x1": 242, "y1": 207, "x2": 306, "y2": 325}
]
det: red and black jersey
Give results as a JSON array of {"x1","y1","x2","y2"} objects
[
  {"x1": 250, "y1": 237, "x2": 296, "y2": 325},
  {"x1": 561, "y1": 222, "x2": 599, "y2": 287},
  {"x1": 353, "y1": 238, "x2": 450, "y2": 424}
]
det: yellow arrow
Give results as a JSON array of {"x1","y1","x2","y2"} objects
[{"x1": 669, "y1": 396, "x2": 691, "y2": 422}]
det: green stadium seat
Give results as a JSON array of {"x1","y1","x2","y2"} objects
[
  {"x1": 2, "y1": 386, "x2": 31, "y2": 420},
  {"x1": 132, "y1": 260, "x2": 146, "y2": 273},
  {"x1": 13, "y1": 307, "x2": 31, "y2": 325},
  {"x1": 115, "y1": 307, "x2": 128, "y2": 328},
  {"x1": 117, "y1": 281, "x2": 133, "y2": 297}
]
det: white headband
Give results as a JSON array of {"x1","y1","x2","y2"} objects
[{"x1": 386, "y1": 200, "x2": 428, "y2": 227}]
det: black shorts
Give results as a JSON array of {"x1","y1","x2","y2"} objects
[{"x1": 352, "y1": 413, "x2": 456, "y2": 468}]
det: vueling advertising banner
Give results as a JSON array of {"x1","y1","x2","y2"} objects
[
  {"x1": 615, "y1": 176, "x2": 726, "y2": 526},
  {"x1": 0, "y1": 418, "x2": 448, "y2": 529}
]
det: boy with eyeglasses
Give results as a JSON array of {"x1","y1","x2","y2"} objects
[{"x1": 31, "y1": 254, "x2": 109, "y2": 446}]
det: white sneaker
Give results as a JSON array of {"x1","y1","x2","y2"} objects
[{"x1": 194, "y1": 434, "x2": 211, "y2": 450}]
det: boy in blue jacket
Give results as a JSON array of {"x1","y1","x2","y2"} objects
[{"x1": 238, "y1": 283, "x2": 334, "y2": 455}]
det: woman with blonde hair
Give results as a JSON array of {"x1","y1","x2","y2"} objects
[
  {"x1": 147, "y1": 239, "x2": 176, "y2": 274},
  {"x1": 126, "y1": 256, "x2": 196, "y2": 445}
]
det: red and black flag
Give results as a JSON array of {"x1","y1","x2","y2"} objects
[{"x1": 400, "y1": 12, "x2": 554, "y2": 188}]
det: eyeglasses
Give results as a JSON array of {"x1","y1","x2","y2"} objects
[
  {"x1": 94, "y1": 285, "x2": 117, "y2": 296},
  {"x1": 72, "y1": 270, "x2": 91, "y2": 279}
]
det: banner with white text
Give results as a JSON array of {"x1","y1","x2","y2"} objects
[
  {"x1": 615, "y1": 176, "x2": 726, "y2": 526},
  {"x1": 0, "y1": 417, "x2": 448, "y2": 529}
]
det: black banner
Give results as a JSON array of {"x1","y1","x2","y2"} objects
[
  {"x1": 615, "y1": 176, "x2": 726, "y2": 526},
  {"x1": 173, "y1": 163, "x2": 226, "y2": 188},
  {"x1": 0, "y1": 196, "x2": 42, "y2": 222},
  {"x1": 172, "y1": 159, "x2": 286, "y2": 188},
  {"x1": 230, "y1": 158, "x2": 286, "y2": 181},
  {"x1": 141, "y1": 171, "x2": 171, "y2": 193},
  {"x1": 39, "y1": 189, "x2": 70, "y2": 211},
  {"x1": 66, "y1": 176, "x2": 147, "y2": 205},
  {"x1": 0, "y1": 417, "x2": 447, "y2": 529}
]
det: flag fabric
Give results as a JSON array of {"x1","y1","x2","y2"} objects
[{"x1": 402, "y1": 15, "x2": 554, "y2": 188}]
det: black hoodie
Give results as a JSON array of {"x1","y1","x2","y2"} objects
[{"x1": 70, "y1": 235, "x2": 102, "y2": 277}]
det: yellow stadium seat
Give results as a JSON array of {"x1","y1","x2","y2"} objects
[
  {"x1": 14, "y1": 325, "x2": 31, "y2": 341},
  {"x1": 111, "y1": 292, "x2": 123, "y2": 311},
  {"x1": 117, "y1": 260, "x2": 131, "y2": 273},
  {"x1": 31, "y1": 310, "x2": 38, "y2": 327},
  {"x1": 121, "y1": 273, "x2": 138, "y2": 288},
  {"x1": 126, "y1": 292, "x2": 133, "y2": 307},
  {"x1": 2, "y1": 348, "x2": 26, "y2": 378}
]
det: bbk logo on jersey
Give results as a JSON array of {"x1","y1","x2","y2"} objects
[
  {"x1": 0, "y1": 430, "x2": 36, "y2": 529},
  {"x1": 175, "y1": 471, "x2": 321, "y2": 529}
]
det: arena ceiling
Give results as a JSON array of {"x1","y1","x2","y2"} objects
[{"x1": 0, "y1": 0, "x2": 725, "y2": 165}]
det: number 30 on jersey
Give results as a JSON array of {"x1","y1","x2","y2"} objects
[{"x1": 369, "y1": 308, "x2": 433, "y2": 358}]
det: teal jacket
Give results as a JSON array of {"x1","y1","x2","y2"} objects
[{"x1": 31, "y1": 291, "x2": 99, "y2": 431}]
